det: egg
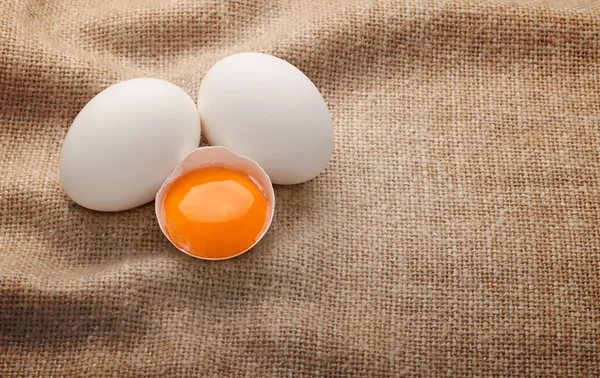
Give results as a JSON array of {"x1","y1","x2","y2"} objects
[
  {"x1": 59, "y1": 78, "x2": 201, "y2": 212},
  {"x1": 197, "y1": 52, "x2": 334, "y2": 185},
  {"x1": 155, "y1": 146, "x2": 275, "y2": 260}
]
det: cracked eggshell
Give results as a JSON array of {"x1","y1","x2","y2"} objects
[{"x1": 155, "y1": 146, "x2": 275, "y2": 260}]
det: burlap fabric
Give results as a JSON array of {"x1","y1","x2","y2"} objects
[{"x1": 1, "y1": 0, "x2": 599, "y2": 376}]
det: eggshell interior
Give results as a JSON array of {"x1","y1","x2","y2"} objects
[{"x1": 155, "y1": 146, "x2": 275, "y2": 260}]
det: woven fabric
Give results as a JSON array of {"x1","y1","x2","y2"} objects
[{"x1": 1, "y1": 0, "x2": 599, "y2": 376}]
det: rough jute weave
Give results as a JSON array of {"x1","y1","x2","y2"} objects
[{"x1": 1, "y1": 0, "x2": 599, "y2": 376}]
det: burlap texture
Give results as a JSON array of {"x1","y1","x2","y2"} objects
[{"x1": 1, "y1": 0, "x2": 599, "y2": 376}]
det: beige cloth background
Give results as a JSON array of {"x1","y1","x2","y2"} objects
[{"x1": 1, "y1": 0, "x2": 599, "y2": 376}]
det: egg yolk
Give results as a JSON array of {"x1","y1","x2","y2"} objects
[{"x1": 162, "y1": 166, "x2": 269, "y2": 259}]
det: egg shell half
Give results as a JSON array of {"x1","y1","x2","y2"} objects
[
  {"x1": 59, "y1": 78, "x2": 201, "y2": 212},
  {"x1": 197, "y1": 52, "x2": 334, "y2": 185},
  {"x1": 155, "y1": 146, "x2": 275, "y2": 260}
]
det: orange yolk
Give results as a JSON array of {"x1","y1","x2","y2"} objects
[{"x1": 162, "y1": 166, "x2": 269, "y2": 259}]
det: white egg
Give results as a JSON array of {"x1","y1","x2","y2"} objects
[
  {"x1": 59, "y1": 78, "x2": 201, "y2": 212},
  {"x1": 197, "y1": 52, "x2": 334, "y2": 185}
]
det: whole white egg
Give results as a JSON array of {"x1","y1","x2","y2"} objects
[
  {"x1": 197, "y1": 53, "x2": 334, "y2": 185},
  {"x1": 59, "y1": 78, "x2": 201, "y2": 212}
]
